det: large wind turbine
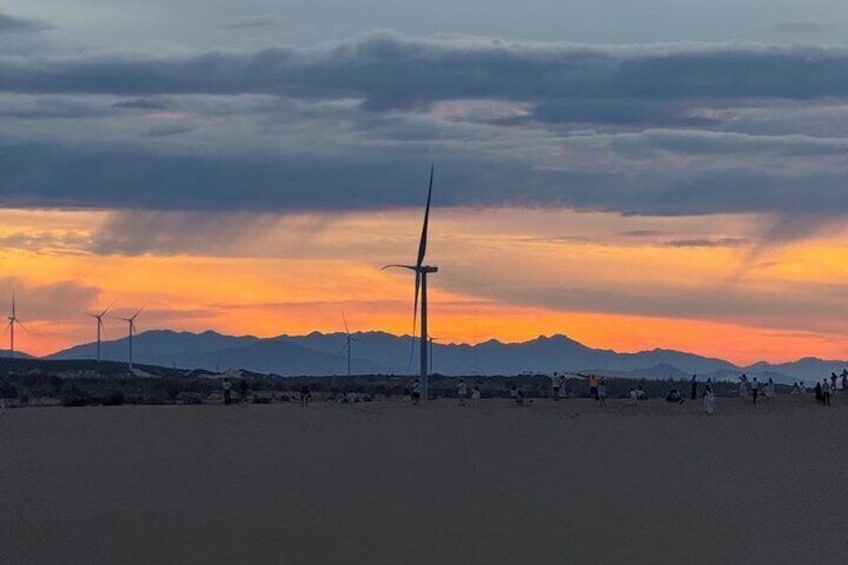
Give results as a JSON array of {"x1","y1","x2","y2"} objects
[
  {"x1": 119, "y1": 308, "x2": 142, "y2": 371},
  {"x1": 382, "y1": 166, "x2": 438, "y2": 401},
  {"x1": 89, "y1": 303, "x2": 112, "y2": 362}
]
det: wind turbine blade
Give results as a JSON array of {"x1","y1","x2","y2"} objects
[
  {"x1": 381, "y1": 264, "x2": 417, "y2": 272},
  {"x1": 416, "y1": 165, "x2": 434, "y2": 268},
  {"x1": 99, "y1": 301, "x2": 115, "y2": 318},
  {"x1": 16, "y1": 320, "x2": 32, "y2": 334},
  {"x1": 342, "y1": 310, "x2": 350, "y2": 335},
  {"x1": 130, "y1": 306, "x2": 144, "y2": 320}
]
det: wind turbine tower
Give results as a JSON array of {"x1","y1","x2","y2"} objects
[
  {"x1": 428, "y1": 335, "x2": 441, "y2": 377},
  {"x1": 383, "y1": 166, "x2": 438, "y2": 402},
  {"x1": 120, "y1": 308, "x2": 142, "y2": 371},
  {"x1": 89, "y1": 304, "x2": 112, "y2": 362}
]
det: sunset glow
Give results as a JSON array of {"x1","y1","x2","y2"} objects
[{"x1": 1, "y1": 207, "x2": 846, "y2": 365}]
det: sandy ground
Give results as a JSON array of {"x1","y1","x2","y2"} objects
[{"x1": 1, "y1": 395, "x2": 847, "y2": 565}]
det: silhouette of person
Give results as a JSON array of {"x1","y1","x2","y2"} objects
[
  {"x1": 300, "y1": 384, "x2": 311, "y2": 407},
  {"x1": 704, "y1": 384, "x2": 715, "y2": 415},
  {"x1": 690, "y1": 375, "x2": 697, "y2": 400},
  {"x1": 222, "y1": 378, "x2": 232, "y2": 405},
  {"x1": 457, "y1": 379, "x2": 467, "y2": 406}
]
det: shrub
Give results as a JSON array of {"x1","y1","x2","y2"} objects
[{"x1": 103, "y1": 391, "x2": 125, "y2": 406}]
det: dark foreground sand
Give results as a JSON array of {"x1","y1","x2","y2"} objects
[{"x1": 2, "y1": 396, "x2": 847, "y2": 565}]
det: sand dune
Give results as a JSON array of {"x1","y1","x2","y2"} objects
[{"x1": 2, "y1": 396, "x2": 846, "y2": 564}]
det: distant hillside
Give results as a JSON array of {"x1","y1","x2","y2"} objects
[
  {"x1": 48, "y1": 330, "x2": 260, "y2": 367},
  {"x1": 41, "y1": 329, "x2": 848, "y2": 382},
  {"x1": 0, "y1": 349, "x2": 35, "y2": 360}
]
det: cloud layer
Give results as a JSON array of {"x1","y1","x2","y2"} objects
[{"x1": 2, "y1": 31, "x2": 848, "y2": 224}]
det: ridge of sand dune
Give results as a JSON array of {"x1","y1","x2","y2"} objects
[{"x1": 2, "y1": 397, "x2": 846, "y2": 565}]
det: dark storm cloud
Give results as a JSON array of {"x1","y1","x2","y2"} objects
[
  {"x1": 4, "y1": 33, "x2": 848, "y2": 105},
  {"x1": 2, "y1": 139, "x2": 848, "y2": 217},
  {"x1": 0, "y1": 143, "x2": 519, "y2": 211},
  {"x1": 0, "y1": 13, "x2": 50, "y2": 34}
]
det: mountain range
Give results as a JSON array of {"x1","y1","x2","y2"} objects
[{"x1": 35, "y1": 329, "x2": 848, "y2": 384}]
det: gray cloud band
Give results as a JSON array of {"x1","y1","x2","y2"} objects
[
  {"x1": 2, "y1": 32, "x2": 848, "y2": 220},
  {"x1": 2, "y1": 32, "x2": 848, "y2": 102}
]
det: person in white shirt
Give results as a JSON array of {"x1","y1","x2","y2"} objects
[
  {"x1": 704, "y1": 384, "x2": 715, "y2": 415},
  {"x1": 551, "y1": 372, "x2": 561, "y2": 401},
  {"x1": 766, "y1": 378, "x2": 776, "y2": 400},
  {"x1": 739, "y1": 374, "x2": 749, "y2": 399},
  {"x1": 457, "y1": 379, "x2": 468, "y2": 406}
]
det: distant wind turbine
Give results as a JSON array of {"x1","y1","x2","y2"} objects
[
  {"x1": 382, "y1": 165, "x2": 438, "y2": 401},
  {"x1": 341, "y1": 311, "x2": 356, "y2": 376},
  {"x1": 119, "y1": 308, "x2": 143, "y2": 371},
  {"x1": 6, "y1": 291, "x2": 26, "y2": 358},
  {"x1": 88, "y1": 303, "x2": 113, "y2": 362}
]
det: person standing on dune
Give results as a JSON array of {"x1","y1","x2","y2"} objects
[
  {"x1": 690, "y1": 375, "x2": 697, "y2": 400},
  {"x1": 751, "y1": 377, "x2": 759, "y2": 404},
  {"x1": 704, "y1": 383, "x2": 715, "y2": 415},
  {"x1": 222, "y1": 378, "x2": 232, "y2": 405},
  {"x1": 597, "y1": 378, "x2": 607, "y2": 407},
  {"x1": 822, "y1": 379, "x2": 832, "y2": 406},
  {"x1": 457, "y1": 379, "x2": 467, "y2": 406}
]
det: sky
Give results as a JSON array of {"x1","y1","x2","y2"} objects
[{"x1": 2, "y1": 1, "x2": 848, "y2": 364}]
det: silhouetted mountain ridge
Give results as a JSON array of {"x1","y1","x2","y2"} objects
[{"x1": 40, "y1": 329, "x2": 848, "y2": 382}]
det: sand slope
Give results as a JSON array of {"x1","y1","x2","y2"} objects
[{"x1": 2, "y1": 397, "x2": 846, "y2": 564}]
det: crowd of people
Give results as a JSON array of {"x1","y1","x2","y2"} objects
[{"x1": 218, "y1": 369, "x2": 848, "y2": 411}]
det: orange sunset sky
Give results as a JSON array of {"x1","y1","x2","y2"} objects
[{"x1": 3, "y1": 206, "x2": 847, "y2": 365}]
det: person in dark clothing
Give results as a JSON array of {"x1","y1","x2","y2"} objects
[
  {"x1": 830, "y1": 372, "x2": 838, "y2": 391},
  {"x1": 239, "y1": 379, "x2": 248, "y2": 403},
  {"x1": 814, "y1": 381, "x2": 823, "y2": 402},
  {"x1": 751, "y1": 377, "x2": 759, "y2": 404},
  {"x1": 223, "y1": 378, "x2": 232, "y2": 405},
  {"x1": 690, "y1": 375, "x2": 697, "y2": 400},
  {"x1": 823, "y1": 380, "x2": 832, "y2": 406},
  {"x1": 300, "y1": 385, "x2": 311, "y2": 407}
]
